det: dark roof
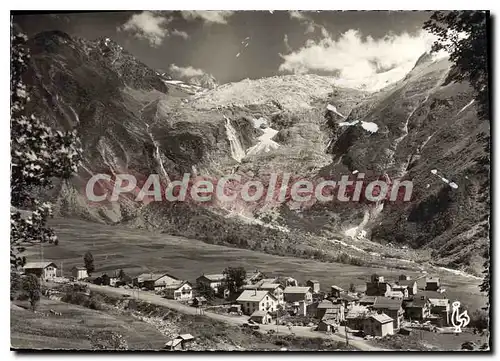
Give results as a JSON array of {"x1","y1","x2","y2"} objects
[
  {"x1": 405, "y1": 297, "x2": 428, "y2": 308},
  {"x1": 397, "y1": 280, "x2": 416, "y2": 287},
  {"x1": 418, "y1": 290, "x2": 447, "y2": 299},
  {"x1": 373, "y1": 297, "x2": 402, "y2": 310}
]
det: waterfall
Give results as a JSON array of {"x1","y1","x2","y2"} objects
[
  {"x1": 224, "y1": 116, "x2": 246, "y2": 162},
  {"x1": 145, "y1": 123, "x2": 170, "y2": 184}
]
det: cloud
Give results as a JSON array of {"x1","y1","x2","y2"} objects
[
  {"x1": 180, "y1": 10, "x2": 234, "y2": 24},
  {"x1": 283, "y1": 34, "x2": 292, "y2": 53},
  {"x1": 119, "y1": 11, "x2": 172, "y2": 47},
  {"x1": 288, "y1": 10, "x2": 328, "y2": 36},
  {"x1": 169, "y1": 64, "x2": 206, "y2": 78},
  {"x1": 279, "y1": 29, "x2": 439, "y2": 90},
  {"x1": 172, "y1": 29, "x2": 189, "y2": 39}
]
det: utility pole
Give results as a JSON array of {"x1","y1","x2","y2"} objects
[{"x1": 345, "y1": 324, "x2": 349, "y2": 346}]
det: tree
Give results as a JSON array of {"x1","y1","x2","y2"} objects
[
  {"x1": 479, "y1": 247, "x2": 490, "y2": 309},
  {"x1": 10, "y1": 28, "x2": 81, "y2": 269},
  {"x1": 196, "y1": 282, "x2": 215, "y2": 301},
  {"x1": 424, "y1": 11, "x2": 489, "y2": 119},
  {"x1": 84, "y1": 251, "x2": 95, "y2": 276},
  {"x1": 348, "y1": 283, "x2": 356, "y2": 293},
  {"x1": 223, "y1": 266, "x2": 247, "y2": 295},
  {"x1": 118, "y1": 269, "x2": 126, "y2": 280},
  {"x1": 22, "y1": 274, "x2": 40, "y2": 311}
]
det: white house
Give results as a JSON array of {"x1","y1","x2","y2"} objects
[
  {"x1": 163, "y1": 281, "x2": 193, "y2": 301},
  {"x1": 258, "y1": 283, "x2": 285, "y2": 305},
  {"x1": 71, "y1": 266, "x2": 88, "y2": 280},
  {"x1": 196, "y1": 274, "x2": 226, "y2": 293},
  {"x1": 23, "y1": 262, "x2": 57, "y2": 280},
  {"x1": 236, "y1": 290, "x2": 278, "y2": 315}
]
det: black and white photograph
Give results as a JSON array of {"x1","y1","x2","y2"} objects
[{"x1": 9, "y1": 9, "x2": 491, "y2": 352}]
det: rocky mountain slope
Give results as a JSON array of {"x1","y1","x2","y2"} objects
[{"x1": 20, "y1": 30, "x2": 489, "y2": 273}]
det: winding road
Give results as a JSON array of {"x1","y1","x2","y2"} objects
[{"x1": 81, "y1": 282, "x2": 384, "y2": 351}]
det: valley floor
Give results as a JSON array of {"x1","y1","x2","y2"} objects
[{"x1": 40, "y1": 218, "x2": 486, "y2": 312}]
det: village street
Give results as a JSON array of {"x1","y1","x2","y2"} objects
[{"x1": 80, "y1": 282, "x2": 384, "y2": 351}]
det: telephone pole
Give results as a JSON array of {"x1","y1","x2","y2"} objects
[{"x1": 345, "y1": 324, "x2": 349, "y2": 346}]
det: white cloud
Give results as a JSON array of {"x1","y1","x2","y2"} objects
[
  {"x1": 172, "y1": 29, "x2": 189, "y2": 39},
  {"x1": 180, "y1": 10, "x2": 234, "y2": 24},
  {"x1": 119, "y1": 11, "x2": 171, "y2": 47},
  {"x1": 279, "y1": 29, "x2": 440, "y2": 91},
  {"x1": 289, "y1": 11, "x2": 307, "y2": 20},
  {"x1": 288, "y1": 10, "x2": 327, "y2": 36},
  {"x1": 169, "y1": 64, "x2": 206, "y2": 78}
]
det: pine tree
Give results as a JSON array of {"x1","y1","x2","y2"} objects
[{"x1": 84, "y1": 251, "x2": 95, "y2": 276}]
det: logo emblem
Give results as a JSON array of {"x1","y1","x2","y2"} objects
[{"x1": 451, "y1": 301, "x2": 470, "y2": 333}]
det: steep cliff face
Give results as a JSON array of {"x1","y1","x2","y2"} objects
[
  {"x1": 23, "y1": 31, "x2": 255, "y2": 222},
  {"x1": 311, "y1": 56, "x2": 490, "y2": 270}
]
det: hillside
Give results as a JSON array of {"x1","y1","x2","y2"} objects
[{"x1": 20, "y1": 30, "x2": 490, "y2": 273}]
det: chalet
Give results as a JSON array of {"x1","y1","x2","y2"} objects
[
  {"x1": 428, "y1": 298, "x2": 450, "y2": 325},
  {"x1": 71, "y1": 266, "x2": 88, "y2": 280},
  {"x1": 359, "y1": 295, "x2": 377, "y2": 307},
  {"x1": 366, "y1": 274, "x2": 392, "y2": 297},
  {"x1": 322, "y1": 304, "x2": 345, "y2": 323},
  {"x1": 316, "y1": 299, "x2": 334, "y2": 319},
  {"x1": 372, "y1": 297, "x2": 404, "y2": 329},
  {"x1": 363, "y1": 313, "x2": 394, "y2": 337},
  {"x1": 134, "y1": 273, "x2": 180, "y2": 291},
  {"x1": 249, "y1": 310, "x2": 273, "y2": 324},
  {"x1": 283, "y1": 286, "x2": 313, "y2": 304},
  {"x1": 345, "y1": 305, "x2": 370, "y2": 331},
  {"x1": 165, "y1": 334, "x2": 195, "y2": 351},
  {"x1": 404, "y1": 296, "x2": 431, "y2": 320},
  {"x1": 396, "y1": 279, "x2": 418, "y2": 296},
  {"x1": 425, "y1": 277, "x2": 440, "y2": 291},
  {"x1": 330, "y1": 285, "x2": 344, "y2": 298},
  {"x1": 318, "y1": 317, "x2": 338, "y2": 333},
  {"x1": 162, "y1": 281, "x2": 193, "y2": 301},
  {"x1": 245, "y1": 270, "x2": 265, "y2": 285},
  {"x1": 306, "y1": 280, "x2": 320, "y2": 293},
  {"x1": 236, "y1": 290, "x2": 277, "y2": 315},
  {"x1": 196, "y1": 274, "x2": 226, "y2": 293},
  {"x1": 399, "y1": 275, "x2": 411, "y2": 281},
  {"x1": 258, "y1": 283, "x2": 285, "y2": 305},
  {"x1": 23, "y1": 262, "x2": 57, "y2": 280}
]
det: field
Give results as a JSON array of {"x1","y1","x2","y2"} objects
[
  {"x1": 34, "y1": 218, "x2": 487, "y2": 312},
  {"x1": 11, "y1": 299, "x2": 166, "y2": 350}
]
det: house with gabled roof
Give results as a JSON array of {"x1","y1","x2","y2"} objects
[
  {"x1": 404, "y1": 296, "x2": 431, "y2": 320},
  {"x1": 196, "y1": 274, "x2": 226, "y2": 294},
  {"x1": 283, "y1": 286, "x2": 313, "y2": 304},
  {"x1": 162, "y1": 281, "x2": 193, "y2": 301},
  {"x1": 236, "y1": 290, "x2": 277, "y2": 315},
  {"x1": 306, "y1": 279, "x2": 320, "y2": 293},
  {"x1": 363, "y1": 313, "x2": 394, "y2": 337},
  {"x1": 258, "y1": 282, "x2": 284, "y2": 305},
  {"x1": 23, "y1": 261, "x2": 57, "y2": 280},
  {"x1": 134, "y1": 273, "x2": 180, "y2": 291},
  {"x1": 330, "y1": 285, "x2": 344, "y2": 298}
]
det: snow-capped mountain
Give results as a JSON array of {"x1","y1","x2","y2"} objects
[{"x1": 22, "y1": 31, "x2": 489, "y2": 272}]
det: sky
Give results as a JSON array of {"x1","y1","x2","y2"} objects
[{"x1": 13, "y1": 11, "x2": 436, "y2": 87}]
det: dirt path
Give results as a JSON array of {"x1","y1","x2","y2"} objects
[{"x1": 81, "y1": 283, "x2": 384, "y2": 351}]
